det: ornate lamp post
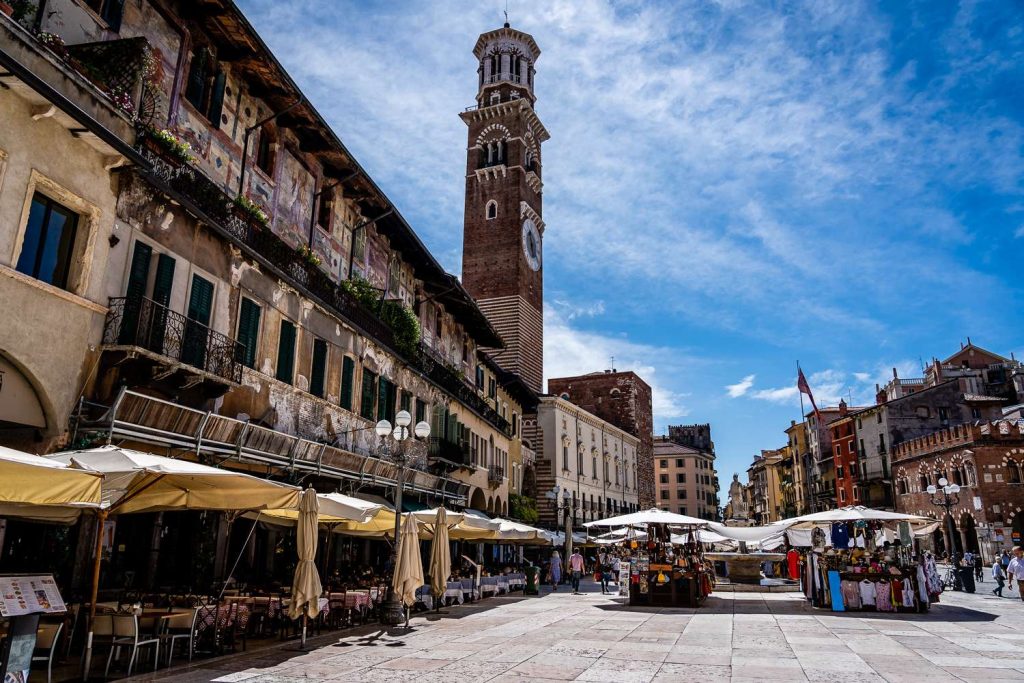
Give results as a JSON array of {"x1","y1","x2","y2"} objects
[
  {"x1": 545, "y1": 485, "x2": 577, "y2": 567},
  {"x1": 926, "y1": 477, "x2": 962, "y2": 558},
  {"x1": 376, "y1": 409, "x2": 431, "y2": 626}
]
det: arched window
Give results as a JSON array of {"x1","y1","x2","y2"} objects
[
  {"x1": 1009, "y1": 459, "x2": 1021, "y2": 484},
  {"x1": 919, "y1": 473, "x2": 929, "y2": 490},
  {"x1": 486, "y1": 201, "x2": 497, "y2": 220}
]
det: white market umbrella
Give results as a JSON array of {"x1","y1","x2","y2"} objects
[
  {"x1": 289, "y1": 488, "x2": 323, "y2": 648},
  {"x1": 429, "y1": 507, "x2": 451, "y2": 612},
  {"x1": 392, "y1": 513, "x2": 424, "y2": 615},
  {"x1": 783, "y1": 506, "x2": 934, "y2": 530},
  {"x1": 583, "y1": 508, "x2": 710, "y2": 528}
]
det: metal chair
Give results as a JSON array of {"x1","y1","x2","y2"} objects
[
  {"x1": 32, "y1": 622, "x2": 63, "y2": 683},
  {"x1": 104, "y1": 614, "x2": 160, "y2": 678},
  {"x1": 160, "y1": 607, "x2": 200, "y2": 666}
]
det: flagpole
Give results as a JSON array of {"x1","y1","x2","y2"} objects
[{"x1": 797, "y1": 361, "x2": 808, "y2": 514}]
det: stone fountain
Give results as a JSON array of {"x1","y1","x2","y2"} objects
[{"x1": 703, "y1": 475, "x2": 792, "y2": 591}]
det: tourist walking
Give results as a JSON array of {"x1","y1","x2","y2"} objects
[
  {"x1": 569, "y1": 549, "x2": 585, "y2": 594},
  {"x1": 1007, "y1": 547, "x2": 1024, "y2": 601},
  {"x1": 993, "y1": 557, "x2": 1006, "y2": 597},
  {"x1": 549, "y1": 550, "x2": 562, "y2": 591},
  {"x1": 974, "y1": 552, "x2": 984, "y2": 582}
]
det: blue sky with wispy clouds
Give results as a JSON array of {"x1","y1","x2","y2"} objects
[{"x1": 237, "y1": 0, "x2": 1024, "y2": 483}]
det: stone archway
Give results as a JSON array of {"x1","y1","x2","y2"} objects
[
  {"x1": 932, "y1": 528, "x2": 946, "y2": 556},
  {"x1": 469, "y1": 487, "x2": 487, "y2": 511}
]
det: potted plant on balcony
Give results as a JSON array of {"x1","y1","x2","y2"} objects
[
  {"x1": 233, "y1": 194, "x2": 270, "y2": 229},
  {"x1": 35, "y1": 31, "x2": 67, "y2": 59},
  {"x1": 296, "y1": 244, "x2": 322, "y2": 267},
  {"x1": 139, "y1": 126, "x2": 196, "y2": 165}
]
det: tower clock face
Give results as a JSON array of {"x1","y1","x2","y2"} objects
[{"x1": 521, "y1": 218, "x2": 542, "y2": 271}]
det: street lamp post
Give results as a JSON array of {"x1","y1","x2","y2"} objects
[
  {"x1": 377, "y1": 410, "x2": 431, "y2": 627},
  {"x1": 545, "y1": 486, "x2": 576, "y2": 571},
  {"x1": 927, "y1": 477, "x2": 962, "y2": 559}
]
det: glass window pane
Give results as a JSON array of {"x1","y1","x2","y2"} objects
[{"x1": 16, "y1": 198, "x2": 48, "y2": 279}]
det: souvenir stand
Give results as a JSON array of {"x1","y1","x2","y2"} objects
[
  {"x1": 787, "y1": 507, "x2": 941, "y2": 613},
  {"x1": 583, "y1": 509, "x2": 713, "y2": 608}
]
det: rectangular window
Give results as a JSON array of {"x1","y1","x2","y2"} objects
[
  {"x1": 276, "y1": 319, "x2": 296, "y2": 384},
  {"x1": 677, "y1": 473, "x2": 685, "y2": 483},
  {"x1": 360, "y1": 369, "x2": 377, "y2": 420},
  {"x1": 415, "y1": 398, "x2": 426, "y2": 425},
  {"x1": 182, "y1": 274, "x2": 214, "y2": 368},
  {"x1": 309, "y1": 338, "x2": 328, "y2": 398},
  {"x1": 85, "y1": 0, "x2": 125, "y2": 31},
  {"x1": 676, "y1": 458, "x2": 684, "y2": 467},
  {"x1": 660, "y1": 490, "x2": 669, "y2": 500},
  {"x1": 475, "y1": 366, "x2": 484, "y2": 389},
  {"x1": 562, "y1": 445, "x2": 569, "y2": 470},
  {"x1": 236, "y1": 297, "x2": 262, "y2": 369},
  {"x1": 839, "y1": 489, "x2": 846, "y2": 503},
  {"x1": 487, "y1": 377, "x2": 497, "y2": 399},
  {"x1": 184, "y1": 47, "x2": 226, "y2": 125},
  {"x1": 400, "y1": 390, "x2": 412, "y2": 413},
  {"x1": 17, "y1": 193, "x2": 79, "y2": 290},
  {"x1": 660, "y1": 459, "x2": 668, "y2": 468},
  {"x1": 679, "y1": 489, "x2": 687, "y2": 499},
  {"x1": 340, "y1": 356, "x2": 355, "y2": 410},
  {"x1": 377, "y1": 377, "x2": 396, "y2": 424},
  {"x1": 659, "y1": 473, "x2": 668, "y2": 484}
]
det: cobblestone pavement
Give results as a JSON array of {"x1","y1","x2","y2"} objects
[{"x1": 131, "y1": 581, "x2": 1024, "y2": 682}]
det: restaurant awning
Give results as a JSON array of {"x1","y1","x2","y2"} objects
[{"x1": 248, "y1": 492, "x2": 385, "y2": 527}]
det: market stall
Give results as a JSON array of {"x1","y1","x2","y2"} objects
[
  {"x1": 584, "y1": 509, "x2": 713, "y2": 607},
  {"x1": 783, "y1": 506, "x2": 941, "y2": 613}
]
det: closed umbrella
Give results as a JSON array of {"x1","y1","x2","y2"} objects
[
  {"x1": 392, "y1": 512, "x2": 423, "y2": 627},
  {"x1": 289, "y1": 488, "x2": 322, "y2": 648},
  {"x1": 429, "y1": 507, "x2": 451, "y2": 612}
]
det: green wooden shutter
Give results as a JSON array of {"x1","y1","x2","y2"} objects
[
  {"x1": 208, "y1": 70, "x2": 226, "y2": 125},
  {"x1": 126, "y1": 241, "x2": 151, "y2": 300},
  {"x1": 102, "y1": 0, "x2": 125, "y2": 31},
  {"x1": 360, "y1": 369, "x2": 376, "y2": 419},
  {"x1": 187, "y1": 275, "x2": 213, "y2": 325},
  {"x1": 185, "y1": 49, "x2": 207, "y2": 109},
  {"x1": 276, "y1": 319, "x2": 296, "y2": 384},
  {"x1": 152, "y1": 254, "x2": 176, "y2": 307},
  {"x1": 377, "y1": 377, "x2": 393, "y2": 423},
  {"x1": 236, "y1": 297, "x2": 261, "y2": 369},
  {"x1": 340, "y1": 356, "x2": 355, "y2": 410},
  {"x1": 310, "y1": 338, "x2": 328, "y2": 398}
]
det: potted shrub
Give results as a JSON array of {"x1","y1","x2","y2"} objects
[
  {"x1": 233, "y1": 194, "x2": 270, "y2": 229},
  {"x1": 140, "y1": 127, "x2": 196, "y2": 165},
  {"x1": 296, "y1": 244, "x2": 322, "y2": 267}
]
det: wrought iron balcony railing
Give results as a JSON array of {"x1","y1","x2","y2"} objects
[
  {"x1": 103, "y1": 295, "x2": 243, "y2": 383},
  {"x1": 488, "y1": 466, "x2": 505, "y2": 484},
  {"x1": 428, "y1": 436, "x2": 471, "y2": 467}
]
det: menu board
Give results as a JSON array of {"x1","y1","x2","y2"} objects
[{"x1": 0, "y1": 575, "x2": 66, "y2": 617}]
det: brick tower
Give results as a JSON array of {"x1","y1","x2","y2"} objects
[{"x1": 460, "y1": 23, "x2": 549, "y2": 393}]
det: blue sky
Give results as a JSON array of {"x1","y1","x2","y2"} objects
[{"x1": 237, "y1": 0, "x2": 1024, "y2": 483}]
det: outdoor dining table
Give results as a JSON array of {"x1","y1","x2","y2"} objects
[
  {"x1": 443, "y1": 581, "x2": 464, "y2": 605},
  {"x1": 414, "y1": 586, "x2": 433, "y2": 610},
  {"x1": 479, "y1": 576, "x2": 498, "y2": 596},
  {"x1": 268, "y1": 596, "x2": 329, "y2": 620}
]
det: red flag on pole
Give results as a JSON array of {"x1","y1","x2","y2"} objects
[{"x1": 797, "y1": 367, "x2": 821, "y2": 420}]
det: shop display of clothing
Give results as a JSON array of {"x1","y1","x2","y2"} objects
[
  {"x1": 840, "y1": 580, "x2": 861, "y2": 609},
  {"x1": 901, "y1": 578, "x2": 915, "y2": 607},
  {"x1": 875, "y1": 582, "x2": 893, "y2": 611},
  {"x1": 858, "y1": 579, "x2": 876, "y2": 605},
  {"x1": 787, "y1": 549, "x2": 800, "y2": 580},
  {"x1": 891, "y1": 579, "x2": 903, "y2": 606},
  {"x1": 831, "y1": 523, "x2": 850, "y2": 549}
]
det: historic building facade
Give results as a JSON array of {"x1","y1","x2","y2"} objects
[
  {"x1": 547, "y1": 370, "x2": 656, "y2": 507},
  {"x1": 460, "y1": 23, "x2": 547, "y2": 394},
  {"x1": 892, "y1": 420, "x2": 1024, "y2": 560},
  {"x1": 0, "y1": 2, "x2": 545, "y2": 586},
  {"x1": 527, "y1": 396, "x2": 640, "y2": 528},
  {"x1": 654, "y1": 436, "x2": 719, "y2": 520}
]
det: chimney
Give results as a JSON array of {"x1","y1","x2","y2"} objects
[{"x1": 892, "y1": 367, "x2": 898, "y2": 379}]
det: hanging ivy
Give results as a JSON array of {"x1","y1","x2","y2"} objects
[{"x1": 341, "y1": 277, "x2": 421, "y2": 357}]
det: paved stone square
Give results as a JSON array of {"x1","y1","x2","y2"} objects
[{"x1": 133, "y1": 582, "x2": 1024, "y2": 682}]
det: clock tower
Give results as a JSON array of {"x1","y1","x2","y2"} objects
[{"x1": 460, "y1": 23, "x2": 549, "y2": 393}]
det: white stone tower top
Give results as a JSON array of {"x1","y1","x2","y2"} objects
[{"x1": 473, "y1": 23, "x2": 540, "y2": 104}]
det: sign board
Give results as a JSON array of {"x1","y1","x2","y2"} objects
[
  {"x1": 974, "y1": 496, "x2": 983, "y2": 511},
  {"x1": 0, "y1": 575, "x2": 66, "y2": 618},
  {"x1": 618, "y1": 562, "x2": 630, "y2": 596}
]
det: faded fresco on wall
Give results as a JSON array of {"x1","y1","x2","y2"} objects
[{"x1": 272, "y1": 148, "x2": 313, "y2": 246}]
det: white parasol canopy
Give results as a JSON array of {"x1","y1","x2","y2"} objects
[
  {"x1": 706, "y1": 521, "x2": 792, "y2": 543},
  {"x1": 583, "y1": 507, "x2": 710, "y2": 528},
  {"x1": 783, "y1": 506, "x2": 934, "y2": 530}
]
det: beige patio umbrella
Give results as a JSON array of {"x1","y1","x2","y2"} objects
[
  {"x1": 392, "y1": 512, "x2": 423, "y2": 621},
  {"x1": 0, "y1": 445, "x2": 102, "y2": 522},
  {"x1": 50, "y1": 445, "x2": 300, "y2": 679},
  {"x1": 289, "y1": 488, "x2": 323, "y2": 648},
  {"x1": 429, "y1": 507, "x2": 451, "y2": 612}
]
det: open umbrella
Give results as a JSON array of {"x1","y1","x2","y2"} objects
[
  {"x1": 392, "y1": 512, "x2": 423, "y2": 626},
  {"x1": 429, "y1": 507, "x2": 451, "y2": 612},
  {"x1": 289, "y1": 488, "x2": 322, "y2": 648},
  {"x1": 782, "y1": 505, "x2": 935, "y2": 529},
  {"x1": 0, "y1": 445, "x2": 102, "y2": 522},
  {"x1": 583, "y1": 507, "x2": 709, "y2": 528},
  {"x1": 50, "y1": 445, "x2": 300, "y2": 679}
]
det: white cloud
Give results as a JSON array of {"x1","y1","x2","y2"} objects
[
  {"x1": 1015, "y1": 225, "x2": 1024, "y2": 239},
  {"x1": 543, "y1": 306, "x2": 691, "y2": 422},
  {"x1": 726, "y1": 374, "x2": 756, "y2": 398},
  {"x1": 751, "y1": 386, "x2": 799, "y2": 404}
]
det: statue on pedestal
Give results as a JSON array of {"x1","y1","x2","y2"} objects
[{"x1": 727, "y1": 473, "x2": 748, "y2": 521}]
